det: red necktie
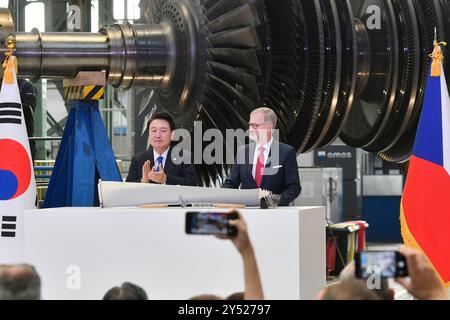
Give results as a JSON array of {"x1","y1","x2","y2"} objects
[{"x1": 255, "y1": 146, "x2": 265, "y2": 187}]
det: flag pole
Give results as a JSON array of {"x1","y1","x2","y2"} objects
[
  {"x1": 2, "y1": 35, "x2": 17, "y2": 84},
  {"x1": 430, "y1": 28, "x2": 447, "y2": 77},
  {"x1": 3, "y1": 34, "x2": 15, "y2": 60}
]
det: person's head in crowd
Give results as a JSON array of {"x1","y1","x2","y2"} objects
[
  {"x1": 319, "y1": 278, "x2": 382, "y2": 300},
  {"x1": 147, "y1": 112, "x2": 175, "y2": 154},
  {"x1": 315, "y1": 261, "x2": 389, "y2": 300},
  {"x1": 249, "y1": 107, "x2": 277, "y2": 145},
  {"x1": 103, "y1": 282, "x2": 148, "y2": 300},
  {"x1": 189, "y1": 294, "x2": 223, "y2": 300},
  {"x1": 339, "y1": 262, "x2": 395, "y2": 300},
  {"x1": 226, "y1": 292, "x2": 245, "y2": 300},
  {"x1": 0, "y1": 264, "x2": 41, "y2": 300},
  {"x1": 395, "y1": 245, "x2": 447, "y2": 300},
  {"x1": 189, "y1": 292, "x2": 246, "y2": 300}
]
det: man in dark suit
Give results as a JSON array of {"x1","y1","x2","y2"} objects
[
  {"x1": 126, "y1": 112, "x2": 197, "y2": 186},
  {"x1": 222, "y1": 107, "x2": 301, "y2": 206}
]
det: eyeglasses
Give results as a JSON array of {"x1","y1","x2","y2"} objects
[{"x1": 248, "y1": 122, "x2": 268, "y2": 129}]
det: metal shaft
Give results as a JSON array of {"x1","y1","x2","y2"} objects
[
  {"x1": 0, "y1": 5, "x2": 199, "y2": 120},
  {"x1": 0, "y1": 7, "x2": 173, "y2": 89}
]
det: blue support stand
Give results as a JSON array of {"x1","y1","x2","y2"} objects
[{"x1": 43, "y1": 100, "x2": 122, "y2": 208}]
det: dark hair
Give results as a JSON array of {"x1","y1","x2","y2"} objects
[
  {"x1": 189, "y1": 294, "x2": 223, "y2": 300},
  {"x1": 147, "y1": 112, "x2": 176, "y2": 131},
  {"x1": 321, "y1": 279, "x2": 382, "y2": 300},
  {"x1": 103, "y1": 282, "x2": 148, "y2": 300},
  {"x1": 0, "y1": 264, "x2": 41, "y2": 300},
  {"x1": 226, "y1": 292, "x2": 245, "y2": 300}
]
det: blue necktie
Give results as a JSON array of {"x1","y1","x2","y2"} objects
[{"x1": 155, "y1": 155, "x2": 164, "y2": 172}]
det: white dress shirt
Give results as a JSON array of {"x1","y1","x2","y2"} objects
[
  {"x1": 252, "y1": 138, "x2": 273, "y2": 180},
  {"x1": 153, "y1": 147, "x2": 170, "y2": 169}
]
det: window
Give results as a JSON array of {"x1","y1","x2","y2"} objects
[
  {"x1": 91, "y1": 0, "x2": 99, "y2": 32},
  {"x1": 126, "y1": 0, "x2": 140, "y2": 20},
  {"x1": 0, "y1": 0, "x2": 8, "y2": 8},
  {"x1": 25, "y1": 2, "x2": 45, "y2": 32},
  {"x1": 113, "y1": 0, "x2": 140, "y2": 22}
]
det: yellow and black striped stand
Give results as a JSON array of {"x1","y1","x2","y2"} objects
[{"x1": 64, "y1": 85, "x2": 105, "y2": 101}]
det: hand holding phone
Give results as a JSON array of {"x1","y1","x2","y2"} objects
[
  {"x1": 395, "y1": 245, "x2": 447, "y2": 300},
  {"x1": 223, "y1": 212, "x2": 253, "y2": 255},
  {"x1": 185, "y1": 211, "x2": 238, "y2": 237},
  {"x1": 355, "y1": 251, "x2": 408, "y2": 279}
]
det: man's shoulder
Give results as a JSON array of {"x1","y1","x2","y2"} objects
[
  {"x1": 232, "y1": 143, "x2": 254, "y2": 165},
  {"x1": 170, "y1": 145, "x2": 193, "y2": 157},
  {"x1": 237, "y1": 143, "x2": 254, "y2": 152},
  {"x1": 133, "y1": 149, "x2": 152, "y2": 161},
  {"x1": 169, "y1": 146, "x2": 195, "y2": 166},
  {"x1": 235, "y1": 143, "x2": 255, "y2": 157},
  {"x1": 274, "y1": 141, "x2": 296, "y2": 154}
]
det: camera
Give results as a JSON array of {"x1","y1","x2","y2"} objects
[
  {"x1": 185, "y1": 212, "x2": 238, "y2": 237},
  {"x1": 355, "y1": 251, "x2": 408, "y2": 279}
]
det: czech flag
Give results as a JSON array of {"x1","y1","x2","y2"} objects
[
  {"x1": 0, "y1": 54, "x2": 36, "y2": 263},
  {"x1": 401, "y1": 54, "x2": 450, "y2": 286}
]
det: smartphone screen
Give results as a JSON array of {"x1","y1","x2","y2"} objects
[
  {"x1": 185, "y1": 212, "x2": 237, "y2": 236},
  {"x1": 355, "y1": 251, "x2": 408, "y2": 278}
]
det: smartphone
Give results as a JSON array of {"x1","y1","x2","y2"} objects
[
  {"x1": 355, "y1": 251, "x2": 408, "y2": 279},
  {"x1": 185, "y1": 212, "x2": 238, "y2": 237}
]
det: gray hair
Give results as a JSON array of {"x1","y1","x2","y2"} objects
[
  {"x1": 250, "y1": 107, "x2": 277, "y2": 128},
  {"x1": 0, "y1": 264, "x2": 41, "y2": 300}
]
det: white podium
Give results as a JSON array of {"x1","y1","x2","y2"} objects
[{"x1": 23, "y1": 206, "x2": 325, "y2": 300}]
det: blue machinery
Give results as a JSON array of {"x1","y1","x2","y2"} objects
[{"x1": 43, "y1": 86, "x2": 122, "y2": 208}]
